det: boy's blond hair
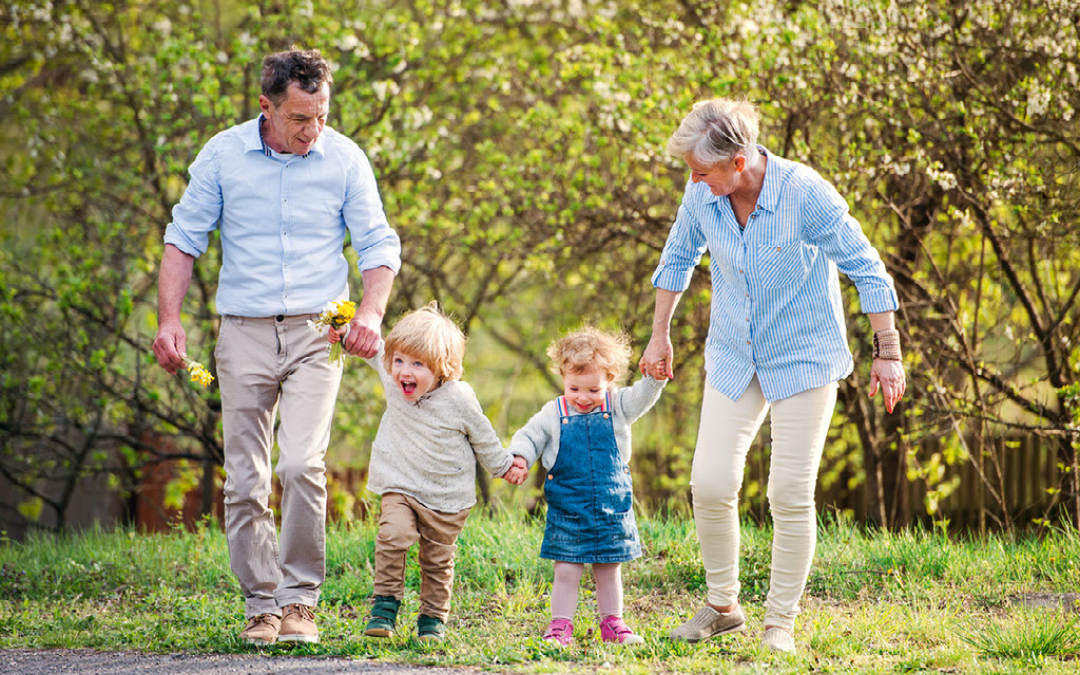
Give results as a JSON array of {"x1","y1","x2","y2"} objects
[
  {"x1": 382, "y1": 302, "x2": 466, "y2": 383},
  {"x1": 547, "y1": 326, "x2": 633, "y2": 386}
]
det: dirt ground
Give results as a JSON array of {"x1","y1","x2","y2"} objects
[{"x1": 0, "y1": 650, "x2": 504, "y2": 675}]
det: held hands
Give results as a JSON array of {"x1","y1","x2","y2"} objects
[
  {"x1": 502, "y1": 456, "x2": 529, "y2": 485},
  {"x1": 869, "y1": 358, "x2": 906, "y2": 414},
  {"x1": 639, "y1": 333, "x2": 675, "y2": 380},
  {"x1": 152, "y1": 321, "x2": 188, "y2": 375},
  {"x1": 328, "y1": 306, "x2": 382, "y2": 359}
]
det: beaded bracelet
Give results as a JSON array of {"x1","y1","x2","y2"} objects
[{"x1": 872, "y1": 329, "x2": 902, "y2": 361}]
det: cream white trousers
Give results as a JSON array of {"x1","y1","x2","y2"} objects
[
  {"x1": 216, "y1": 314, "x2": 342, "y2": 618},
  {"x1": 690, "y1": 376, "x2": 837, "y2": 633}
]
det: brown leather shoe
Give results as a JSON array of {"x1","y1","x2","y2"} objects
[
  {"x1": 279, "y1": 603, "x2": 319, "y2": 643},
  {"x1": 239, "y1": 613, "x2": 281, "y2": 645}
]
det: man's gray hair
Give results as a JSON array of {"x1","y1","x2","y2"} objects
[
  {"x1": 261, "y1": 47, "x2": 333, "y2": 105},
  {"x1": 667, "y1": 98, "x2": 760, "y2": 168}
]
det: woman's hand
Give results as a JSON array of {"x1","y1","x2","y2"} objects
[
  {"x1": 639, "y1": 333, "x2": 675, "y2": 380},
  {"x1": 869, "y1": 358, "x2": 906, "y2": 413}
]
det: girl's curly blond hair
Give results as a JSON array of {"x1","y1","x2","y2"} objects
[
  {"x1": 382, "y1": 302, "x2": 466, "y2": 383},
  {"x1": 547, "y1": 325, "x2": 634, "y2": 386}
]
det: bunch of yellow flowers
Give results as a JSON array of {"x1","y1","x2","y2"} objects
[
  {"x1": 183, "y1": 357, "x2": 215, "y2": 387},
  {"x1": 307, "y1": 300, "x2": 357, "y2": 366}
]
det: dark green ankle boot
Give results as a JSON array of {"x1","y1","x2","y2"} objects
[
  {"x1": 364, "y1": 596, "x2": 401, "y2": 637},
  {"x1": 417, "y1": 614, "x2": 446, "y2": 642}
]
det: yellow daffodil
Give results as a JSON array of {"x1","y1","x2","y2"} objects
[
  {"x1": 308, "y1": 300, "x2": 358, "y2": 366},
  {"x1": 182, "y1": 358, "x2": 215, "y2": 387}
]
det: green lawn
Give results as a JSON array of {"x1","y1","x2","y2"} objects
[{"x1": 2, "y1": 513, "x2": 1079, "y2": 674}]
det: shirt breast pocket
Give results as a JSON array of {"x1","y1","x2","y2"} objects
[{"x1": 756, "y1": 239, "x2": 812, "y2": 289}]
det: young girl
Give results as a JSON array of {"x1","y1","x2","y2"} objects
[
  {"x1": 330, "y1": 303, "x2": 527, "y2": 641},
  {"x1": 509, "y1": 326, "x2": 667, "y2": 646}
]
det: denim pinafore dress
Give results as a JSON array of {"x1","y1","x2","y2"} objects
[{"x1": 540, "y1": 393, "x2": 642, "y2": 563}]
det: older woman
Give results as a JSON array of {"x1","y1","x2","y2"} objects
[{"x1": 640, "y1": 99, "x2": 905, "y2": 654}]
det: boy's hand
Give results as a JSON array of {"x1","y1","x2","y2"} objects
[
  {"x1": 502, "y1": 456, "x2": 529, "y2": 485},
  {"x1": 327, "y1": 326, "x2": 345, "y2": 344}
]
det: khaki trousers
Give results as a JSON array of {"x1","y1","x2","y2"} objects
[
  {"x1": 215, "y1": 314, "x2": 342, "y2": 618},
  {"x1": 373, "y1": 492, "x2": 470, "y2": 621},
  {"x1": 690, "y1": 376, "x2": 838, "y2": 633}
]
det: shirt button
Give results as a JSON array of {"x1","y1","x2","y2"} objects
[
  {"x1": 776, "y1": 246, "x2": 782, "y2": 252},
  {"x1": 746, "y1": 340, "x2": 751, "y2": 345},
  {"x1": 561, "y1": 419, "x2": 568, "y2": 425},
  {"x1": 283, "y1": 198, "x2": 287, "y2": 203},
  {"x1": 739, "y1": 269, "x2": 744, "y2": 274},
  {"x1": 745, "y1": 318, "x2": 749, "y2": 322},
  {"x1": 603, "y1": 413, "x2": 610, "y2": 419},
  {"x1": 547, "y1": 474, "x2": 554, "y2": 481}
]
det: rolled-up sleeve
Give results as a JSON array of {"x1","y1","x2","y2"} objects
[
  {"x1": 164, "y1": 143, "x2": 222, "y2": 258},
  {"x1": 803, "y1": 177, "x2": 899, "y2": 314},
  {"x1": 651, "y1": 182, "x2": 708, "y2": 292},
  {"x1": 344, "y1": 151, "x2": 401, "y2": 274}
]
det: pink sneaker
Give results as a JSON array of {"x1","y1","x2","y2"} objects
[
  {"x1": 600, "y1": 615, "x2": 644, "y2": 645},
  {"x1": 543, "y1": 618, "x2": 573, "y2": 647}
]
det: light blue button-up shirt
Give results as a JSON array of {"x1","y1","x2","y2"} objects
[
  {"x1": 652, "y1": 148, "x2": 899, "y2": 402},
  {"x1": 164, "y1": 116, "x2": 401, "y2": 317}
]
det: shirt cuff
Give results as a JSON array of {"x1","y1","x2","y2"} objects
[
  {"x1": 356, "y1": 252, "x2": 402, "y2": 275},
  {"x1": 651, "y1": 262, "x2": 694, "y2": 292},
  {"x1": 163, "y1": 225, "x2": 205, "y2": 258},
  {"x1": 858, "y1": 287, "x2": 900, "y2": 314}
]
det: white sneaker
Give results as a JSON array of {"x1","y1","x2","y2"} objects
[
  {"x1": 669, "y1": 605, "x2": 746, "y2": 642},
  {"x1": 762, "y1": 626, "x2": 796, "y2": 653}
]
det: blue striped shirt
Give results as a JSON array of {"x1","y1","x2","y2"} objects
[
  {"x1": 652, "y1": 148, "x2": 898, "y2": 402},
  {"x1": 164, "y1": 116, "x2": 401, "y2": 317}
]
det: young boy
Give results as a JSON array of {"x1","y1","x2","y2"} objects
[{"x1": 330, "y1": 303, "x2": 526, "y2": 641}]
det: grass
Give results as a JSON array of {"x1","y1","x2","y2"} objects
[{"x1": 2, "y1": 513, "x2": 1080, "y2": 674}]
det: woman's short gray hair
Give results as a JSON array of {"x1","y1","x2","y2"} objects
[{"x1": 667, "y1": 98, "x2": 761, "y2": 168}]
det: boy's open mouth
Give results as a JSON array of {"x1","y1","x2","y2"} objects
[{"x1": 401, "y1": 381, "x2": 417, "y2": 395}]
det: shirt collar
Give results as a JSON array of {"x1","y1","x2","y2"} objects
[
  {"x1": 754, "y1": 146, "x2": 781, "y2": 214},
  {"x1": 243, "y1": 115, "x2": 270, "y2": 155},
  {"x1": 244, "y1": 114, "x2": 325, "y2": 159}
]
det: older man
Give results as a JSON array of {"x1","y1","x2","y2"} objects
[{"x1": 152, "y1": 48, "x2": 400, "y2": 645}]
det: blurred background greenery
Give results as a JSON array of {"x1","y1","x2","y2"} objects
[{"x1": 1, "y1": 0, "x2": 1078, "y2": 539}]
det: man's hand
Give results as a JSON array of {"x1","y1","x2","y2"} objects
[
  {"x1": 343, "y1": 305, "x2": 382, "y2": 358},
  {"x1": 868, "y1": 358, "x2": 906, "y2": 414},
  {"x1": 153, "y1": 320, "x2": 188, "y2": 375},
  {"x1": 502, "y1": 456, "x2": 529, "y2": 485}
]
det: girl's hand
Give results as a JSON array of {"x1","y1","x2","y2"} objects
[
  {"x1": 502, "y1": 456, "x2": 529, "y2": 485},
  {"x1": 328, "y1": 326, "x2": 345, "y2": 344}
]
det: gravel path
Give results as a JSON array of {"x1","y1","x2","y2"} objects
[{"x1": 0, "y1": 650, "x2": 504, "y2": 675}]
